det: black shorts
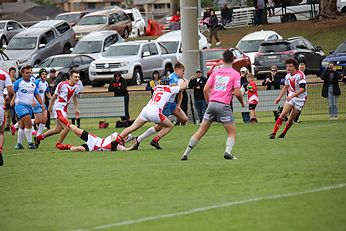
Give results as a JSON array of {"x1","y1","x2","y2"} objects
[{"x1": 249, "y1": 104, "x2": 257, "y2": 110}]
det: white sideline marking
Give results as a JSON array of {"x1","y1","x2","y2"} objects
[
  {"x1": 78, "y1": 183, "x2": 346, "y2": 230},
  {"x1": 4, "y1": 123, "x2": 340, "y2": 157}
]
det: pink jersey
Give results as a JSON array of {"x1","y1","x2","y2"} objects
[
  {"x1": 147, "y1": 85, "x2": 180, "y2": 109},
  {"x1": 54, "y1": 81, "x2": 80, "y2": 112},
  {"x1": 207, "y1": 67, "x2": 241, "y2": 104},
  {"x1": 0, "y1": 68, "x2": 13, "y2": 105},
  {"x1": 284, "y1": 70, "x2": 307, "y2": 100}
]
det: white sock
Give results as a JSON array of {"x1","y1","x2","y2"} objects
[
  {"x1": 37, "y1": 124, "x2": 45, "y2": 136},
  {"x1": 14, "y1": 122, "x2": 20, "y2": 129},
  {"x1": 137, "y1": 127, "x2": 156, "y2": 143},
  {"x1": 123, "y1": 134, "x2": 133, "y2": 143},
  {"x1": 225, "y1": 138, "x2": 235, "y2": 154},
  {"x1": 24, "y1": 128, "x2": 33, "y2": 143},
  {"x1": 18, "y1": 128, "x2": 25, "y2": 144},
  {"x1": 182, "y1": 137, "x2": 198, "y2": 157},
  {"x1": 31, "y1": 119, "x2": 35, "y2": 125}
]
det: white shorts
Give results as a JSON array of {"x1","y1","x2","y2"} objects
[
  {"x1": 0, "y1": 106, "x2": 5, "y2": 127},
  {"x1": 53, "y1": 107, "x2": 67, "y2": 119},
  {"x1": 80, "y1": 131, "x2": 102, "y2": 151},
  {"x1": 286, "y1": 98, "x2": 305, "y2": 111},
  {"x1": 138, "y1": 105, "x2": 166, "y2": 123}
]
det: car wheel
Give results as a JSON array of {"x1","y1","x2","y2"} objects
[
  {"x1": 123, "y1": 28, "x2": 129, "y2": 39},
  {"x1": 131, "y1": 68, "x2": 142, "y2": 85},
  {"x1": 0, "y1": 36, "x2": 7, "y2": 48},
  {"x1": 63, "y1": 44, "x2": 72, "y2": 54}
]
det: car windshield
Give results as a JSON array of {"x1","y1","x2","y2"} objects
[
  {"x1": 39, "y1": 56, "x2": 71, "y2": 68},
  {"x1": 103, "y1": 45, "x2": 140, "y2": 57},
  {"x1": 204, "y1": 50, "x2": 224, "y2": 60},
  {"x1": 237, "y1": 40, "x2": 263, "y2": 53},
  {"x1": 7, "y1": 37, "x2": 37, "y2": 50},
  {"x1": 56, "y1": 14, "x2": 80, "y2": 23},
  {"x1": 158, "y1": 41, "x2": 179, "y2": 53},
  {"x1": 78, "y1": 16, "x2": 107, "y2": 25},
  {"x1": 0, "y1": 23, "x2": 5, "y2": 29},
  {"x1": 127, "y1": 13, "x2": 134, "y2": 21},
  {"x1": 73, "y1": 41, "x2": 102, "y2": 54},
  {"x1": 259, "y1": 43, "x2": 291, "y2": 53},
  {"x1": 335, "y1": 42, "x2": 346, "y2": 53}
]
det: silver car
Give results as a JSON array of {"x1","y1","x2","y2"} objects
[
  {"x1": 0, "y1": 20, "x2": 25, "y2": 47},
  {"x1": 5, "y1": 20, "x2": 75, "y2": 66}
]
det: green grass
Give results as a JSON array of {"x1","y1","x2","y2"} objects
[{"x1": 1, "y1": 120, "x2": 346, "y2": 230}]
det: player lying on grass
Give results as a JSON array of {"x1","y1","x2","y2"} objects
[{"x1": 57, "y1": 117, "x2": 135, "y2": 152}]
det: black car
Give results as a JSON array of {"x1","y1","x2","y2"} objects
[
  {"x1": 254, "y1": 36, "x2": 325, "y2": 78},
  {"x1": 33, "y1": 54, "x2": 94, "y2": 85}
]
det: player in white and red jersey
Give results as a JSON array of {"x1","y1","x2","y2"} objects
[
  {"x1": 55, "y1": 122, "x2": 135, "y2": 152},
  {"x1": 181, "y1": 50, "x2": 245, "y2": 161},
  {"x1": 269, "y1": 58, "x2": 307, "y2": 139},
  {"x1": 112, "y1": 76, "x2": 189, "y2": 150},
  {"x1": 35, "y1": 69, "x2": 80, "y2": 147},
  {"x1": 0, "y1": 68, "x2": 14, "y2": 166}
]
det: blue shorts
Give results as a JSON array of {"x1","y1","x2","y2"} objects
[
  {"x1": 15, "y1": 104, "x2": 33, "y2": 119},
  {"x1": 33, "y1": 103, "x2": 45, "y2": 114},
  {"x1": 162, "y1": 102, "x2": 177, "y2": 117}
]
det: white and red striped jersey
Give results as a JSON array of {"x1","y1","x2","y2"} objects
[
  {"x1": 54, "y1": 81, "x2": 80, "y2": 112},
  {"x1": 93, "y1": 132, "x2": 118, "y2": 151},
  {"x1": 0, "y1": 68, "x2": 12, "y2": 105},
  {"x1": 147, "y1": 85, "x2": 180, "y2": 109},
  {"x1": 284, "y1": 70, "x2": 307, "y2": 100}
]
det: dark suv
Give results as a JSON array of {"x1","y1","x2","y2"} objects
[{"x1": 254, "y1": 36, "x2": 325, "y2": 78}]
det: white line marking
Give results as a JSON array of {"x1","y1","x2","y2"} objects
[
  {"x1": 4, "y1": 123, "x2": 341, "y2": 157},
  {"x1": 79, "y1": 183, "x2": 346, "y2": 230}
]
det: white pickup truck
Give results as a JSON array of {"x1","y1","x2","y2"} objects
[{"x1": 89, "y1": 40, "x2": 177, "y2": 86}]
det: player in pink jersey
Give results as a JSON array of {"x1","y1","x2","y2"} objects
[
  {"x1": 35, "y1": 69, "x2": 80, "y2": 147},
  {"x1": 0, "y1": 68, "x2": 14, "y2": 166},
  {"x1": 269, "y1": 58, "x2": 307, "y2": 139},
  {"x1": 181, "y1": 50, "x2": 245, "y2": 161},
  {"x1": 113, "y1": 76, "x2": 189, "y2": 150}
]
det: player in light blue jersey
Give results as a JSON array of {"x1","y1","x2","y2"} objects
[
  {"x1": 33, "y1": 69, "x2": 51, "y2": 142},
  {"x1": 12, "y1": 66, "x2": 45, "y2": 149},
  {"x1": 132, "y1": 62, "x2": 188, "y2": 150}
]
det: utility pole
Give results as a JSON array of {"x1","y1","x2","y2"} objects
[{"x1": 180, "y1": 0, "x2": 199, "y2": 80}]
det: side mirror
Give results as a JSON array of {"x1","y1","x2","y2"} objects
[
  {"x1": 142, "y1": 51, "x2": 150, "y2": 57},
  {"x1": 2, "y1": 44, "x2": 7, "y2": 49},
  {"x1": 72, "y1": 63, "x2": 79, "y2": 67},
  {"x1": 104, "y1": 46, "x2": 110, "y2": 51},
  {"x1": 38, "y1": 44, "x2": 46, "y2": 49},
  {"x1": 316, "y1": 46, "x2": 322, "y2": 51},
  {"x1": 7, "y1": 26, "x2": 14, "y2": 31},
  {"x1": 70, "y1": 47, "x2": 73, "y2": 52},
  {"x1": 329, "y1": 50, "x2": 335, "y2": 55}
]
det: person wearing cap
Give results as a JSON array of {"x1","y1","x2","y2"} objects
[
  {"x1": 108, "y1": 72, "x2": 130, "y2": 121},
  {"x1": 239, "y1": 67, "x2": 250, "y2": 123},
  {"x1": 33, "y1": 69, "x2": 51, "y2": 140},
  {"x1": 188, "y1": 68, "x2": 207, "y2": 124}
]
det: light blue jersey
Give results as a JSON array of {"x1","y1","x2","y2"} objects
[
  {"x1": 169, "y1": 72, "x2": 179, "y2": 86},
  {"x1": 34, "y1": 79, "x2": 50, "y2": 105},
  {"x1": 13, "y1": 78, "x2": 39, "y2": 106}
]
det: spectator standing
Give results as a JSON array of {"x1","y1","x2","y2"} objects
[
  {"x1": 221, "y1": 4, "x2": 232, "y2": 26},
  {"x1": 108, "y1": 72, "x2": 130, "y2": 121},
  {"x1": 46, "y1": 68, "x2": 58, "y2": 129},
  {"x1": 146, "y1": 70, "x2": 161, "y2": 95},
  {"x1": 240, "y1": 67, "x2": 250, "y2": 123},
  {"x1": 247, "y1": 73, "x2": 259, "y2": 122},
  {"x1": 254, "y1": 0, "x2": 265, "y2": 26},
  {"x1": 321, "y1": 62, "x2": 343, "y2": 120},
  {"x1": 170, "y1": 10, "x2": 181, "y2": 31},
  {"x1": 262, "y1": 65, "x2": 284, "y2": 120},
  {"x1": 208, "y1": 10, "x2": 221, "y2": 46},
  {"x1": 188, "y1": 69, "x2": 207, "y2": 124},
  {"x1": 268, "y1": 0, "x2": 275, "y2": 17},
  {"x1": 203, "y1": 8, "x2": 211, "y2": 20}
]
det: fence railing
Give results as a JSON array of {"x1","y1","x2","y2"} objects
[{"x1": 72, "y1": 81, "x2": 345, "y2": 126}]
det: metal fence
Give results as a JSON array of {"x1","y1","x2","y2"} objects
[{"x1": 73, "y1": 81, "x2": 346, "y2": 127}]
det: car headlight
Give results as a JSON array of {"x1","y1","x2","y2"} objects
[
  {"x1": 90, "y1": 63, "x2": 96, "y2": 69},
  {"x1": 321, "y1": 61, "x2": 329, "y2": 67},
  {"x1": 119, "y1": 61, "x2": 129, "y2": 67}
]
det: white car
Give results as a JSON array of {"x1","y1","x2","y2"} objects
[
  {"x1": 338, "y1": 0, "x2": 346, "y2": 12},
  {"x1": 156, "y1": 30, "x2": 210, "y2": 62},
  {"x1": 235, "y1": 30, "x2": 282, "y2": 74},
  {"x1": 124, "y1": 8, "x2": 147, "y2": 37},
  {"x1": 71, "y1": 30, "x2": 124, "y2": 59}
]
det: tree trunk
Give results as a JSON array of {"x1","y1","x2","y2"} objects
[{"x1": 319, "y1": 0, "x2": 338, "y2": 19}]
